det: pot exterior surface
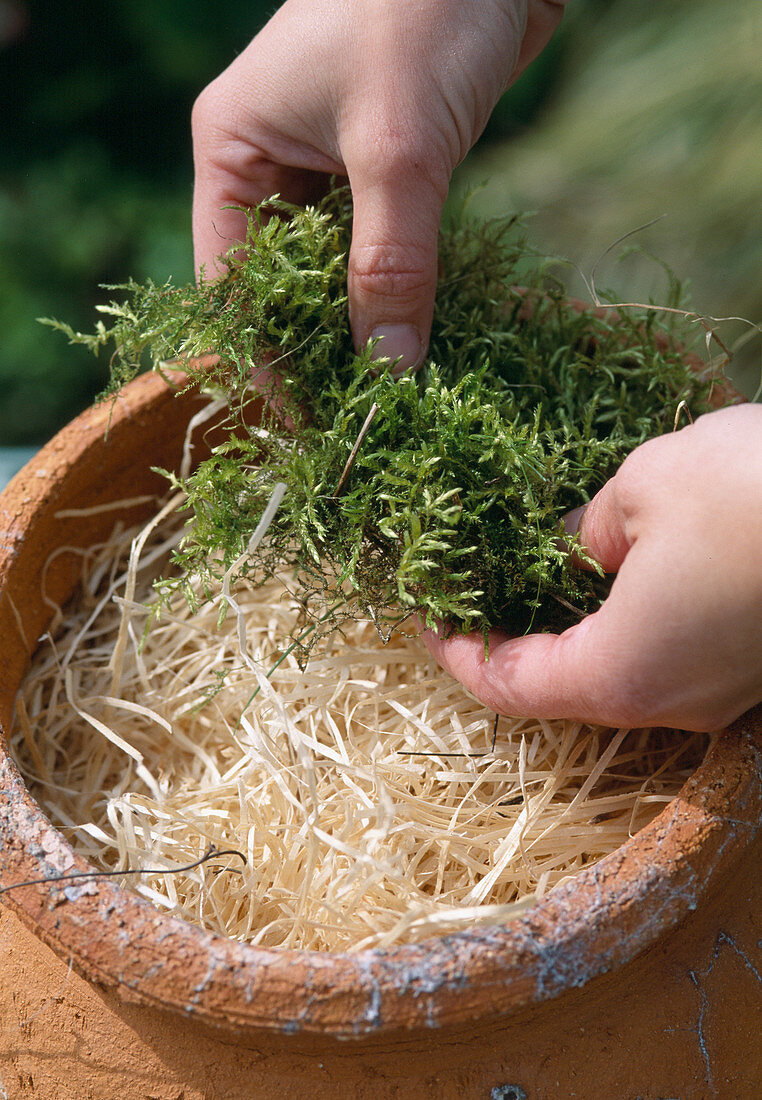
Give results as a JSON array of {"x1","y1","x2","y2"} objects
[
  {"x1": 0, "y1": 372, "x2": 761, "y2": 1096},
  {"x1": 2, "y1": 830, "x2": 761, "y2": 1099}
]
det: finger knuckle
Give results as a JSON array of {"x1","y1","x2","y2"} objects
[
  {"x1": 614, "y1": 442, "x2": 652, "y2": 490},
  {"x1": 353, "y1": 121, "x2": 450, "y2": 194},
  {"x1": 191, "y1": 84, "x2": 220, "y2": 140},
  {"x1": 349, "y1": 243, "x2": 432, "y2": 300},
  {"x1": 192, "y1": 80, "x2": 247, "y2": 150},
  {"x1": 384, "y1": 138, "x2": 446, "y2": 186}
]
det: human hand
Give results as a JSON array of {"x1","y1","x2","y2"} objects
[
  {"x1": 424, "y1": 403, "x2": 762, "y2": 732},
  {"x1": 191, "y1": 0, "x2": 566, "y2": 373}
]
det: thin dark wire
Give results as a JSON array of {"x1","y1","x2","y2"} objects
[
  {"x1": 397, "y1": 752, "x2": 492, "y2": 758},
  {"x1": 491, "y1": 712, "x2": 499, "y2": 753},
  {"x1": 0, "y1": 844, "x2": 246, "y2": 897}
]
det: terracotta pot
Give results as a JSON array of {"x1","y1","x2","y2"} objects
[{"x1": 1, "y1": 371, "x2": 761, "y2": 1100}]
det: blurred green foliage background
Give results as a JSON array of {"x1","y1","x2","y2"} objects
[{"x1": 1, "y1": 0, "x2": 760, "y2": 446}]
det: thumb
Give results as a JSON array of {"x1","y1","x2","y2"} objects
[
  {"x1": 565, "y1": 472, "x2": 634, "y2": 575},
  {"x1": 346, "y1": 160, "x2": 446, "y2": 375}
]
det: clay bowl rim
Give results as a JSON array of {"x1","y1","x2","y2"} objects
[{"x1": 0, "y1": 369, "x2": 760, "y2": 1041}]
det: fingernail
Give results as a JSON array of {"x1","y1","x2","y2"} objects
[
  {"x1": 369, "y1": 324, "x2": 422, "y2": 376},
  {"x1": 562, "y1": 506, "x2": 586, "y2": 537}
]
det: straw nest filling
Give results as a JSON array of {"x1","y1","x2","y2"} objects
[{"x1": 11, "y1": 493, "x2": 711, "y2": 953}]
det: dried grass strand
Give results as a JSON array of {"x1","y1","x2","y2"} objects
[{"x1": 10, "y1": 497, "x2": 712, "y2": 952}]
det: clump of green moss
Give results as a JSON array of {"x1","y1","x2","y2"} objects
[{"x1": 45, "y1": 187, "x2": 717, "y2": 654}]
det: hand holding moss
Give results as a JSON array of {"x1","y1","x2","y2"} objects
[
  {"x1": 191, "y1": 0, "x2": 565, "y2": 372},
  {"x1": 425, "y1": 404, "x2": 762, "y2": 732}
]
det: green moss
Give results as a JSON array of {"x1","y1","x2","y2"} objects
[{"x1": 44, "y1": 187, "x2": 717, "y2": 654}]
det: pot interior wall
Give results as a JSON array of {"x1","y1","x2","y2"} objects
[{"x1": 0, "y1": 375, "x2": 210, "y2": 731}]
